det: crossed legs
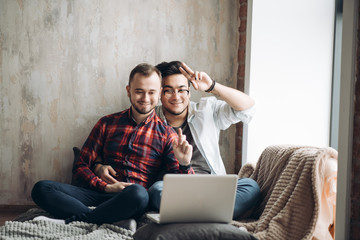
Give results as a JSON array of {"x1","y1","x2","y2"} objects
[{"x1": 31, "y1": 180, "x2": 149, "y2": 224}]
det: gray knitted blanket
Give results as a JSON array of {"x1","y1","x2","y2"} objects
[{"x1": 0, "y1": 220, "x2": 134, "y2": 240}]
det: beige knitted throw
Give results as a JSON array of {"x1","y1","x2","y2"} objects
[{"x1": 233, "y1": 145, "x2": 337, "y2": 240}]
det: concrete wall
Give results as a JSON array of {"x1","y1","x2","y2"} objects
[{"x1": 0, "y1": 0, "x2": 239, "y2": 205}]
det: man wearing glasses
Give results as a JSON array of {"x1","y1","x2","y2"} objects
[
  {"x1": 94, "y1": 61, "x2": 261, "y2": 219},
  {"x1": 149, "y1": 61, "x2": 261, "y2": 220}
]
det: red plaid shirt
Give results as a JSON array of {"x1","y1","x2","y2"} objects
[{"x1": 73, "y1": 108, "x2": 194, "y2": 191}]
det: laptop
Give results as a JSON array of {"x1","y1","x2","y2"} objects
[{"x1": 146, "y1": 174, "x2": 238, "y2": 224}]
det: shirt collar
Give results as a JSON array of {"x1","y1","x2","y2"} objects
[
  {"x1": 187, "y1": 102, "x2": 195, "y2": 121},
  {"x1": 128, "y1": 107, "x2": 156, "y2": 126},
  {"x1": 156, "y1": 103, "x2": 195, "y2": 124}
]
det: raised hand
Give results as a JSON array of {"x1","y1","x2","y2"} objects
[
  {"x1": 180, "y1": 62, "x2": 255, "y2": 111},
  {"x1": 179, "y1": 62, "x2": 213, "y2": 92},
  {"x1": 172, "y1": 128, "x2": 192, "y2": 166}
]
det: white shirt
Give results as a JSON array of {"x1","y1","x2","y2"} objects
[{"x1": 155, "y1": 96, "x2": 255, "y2": 175}]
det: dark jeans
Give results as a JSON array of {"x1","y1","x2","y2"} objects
[
  {"x1": 31, "y1": 180, "x2": 149, "y2": 224},
  {"x1": 148, "y1": 178, "x2": 260, "y2": 219}
]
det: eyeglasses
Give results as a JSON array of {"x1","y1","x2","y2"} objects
[{"x1": 163, "y1": 89, "x2": 190, "y2": 98}]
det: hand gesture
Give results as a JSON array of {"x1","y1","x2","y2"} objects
[
  {"x1": 104, "y1": 182, "x2": 134, "y2": 193},
  {"x1": 173, "y1": 128, "x2": 192, "y2": 166},
  {"x1": 179, "y1": 62, "x2": 213, "y2": 92},
  {"x1": 94, "y1": 164, "x2": 119, "y2": 184}
]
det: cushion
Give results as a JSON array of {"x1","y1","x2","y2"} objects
[
  {"x1": 70, "y1": 147, "x2": 82, "y2": 186},
  {"x1": 133, "y1": 223, "x2": 258, "y2": 240}
]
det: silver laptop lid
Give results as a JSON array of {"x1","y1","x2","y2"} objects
[{"x1": 158, "y1": 174, "x2": 238, "y2": 224}]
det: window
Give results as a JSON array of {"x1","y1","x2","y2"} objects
[{"x1": 244, "y1": 0, "x2": 336, "y2": 164}]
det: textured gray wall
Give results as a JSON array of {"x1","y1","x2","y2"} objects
[{"x1": 0, "y1": 0, "x2": 239, "y2": 205}]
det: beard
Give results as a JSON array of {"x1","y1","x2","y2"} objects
[
  {"x1": 129, "y1": 97, "x2": 156, "y2": 115},
  {"x1": 132, "y1": 104, "x2": 155, "y2": 115},
  {"x1": 163, "y1": 105, "x2": 188, "y2": 116}
]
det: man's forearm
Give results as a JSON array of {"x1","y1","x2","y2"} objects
[
  {"x1": 72, "y1": 164, "x2": 107, "y2": 191},
  {"x1": 210, "y1": 82, "x2": 255, "y2": 111},
  {"x1": 93, "y1": 162, "x2": 103, "y2": 175}
]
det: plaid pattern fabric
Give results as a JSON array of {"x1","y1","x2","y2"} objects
[{"x1": 73, "y1": 108, "x2": 193, "y2": 191}]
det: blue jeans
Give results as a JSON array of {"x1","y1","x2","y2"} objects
[
  {"x1": 148, "y1": 178, "x2": 260, "y2": 219},
  {"x1": 31, "y1": 180, "x2": 149, "y2": 224}
]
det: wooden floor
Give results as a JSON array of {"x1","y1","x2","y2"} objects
[{"x1": 0, "y1": 205, "x2": 35, "y2": 226}]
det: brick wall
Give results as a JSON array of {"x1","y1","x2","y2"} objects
[
  {"x1": 235, "y1": 0, "x2": 248, "y2": 173},
  {"x1": 351, "y1": 3, "x2": 360, "y2": 239}
]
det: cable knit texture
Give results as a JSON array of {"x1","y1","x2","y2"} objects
[
  {"x1": 0, "y1": 220, "x2": 134, "y2": 240},
  {"x1": 233, "y1": 144, "x2": 337, "y2": 240}
]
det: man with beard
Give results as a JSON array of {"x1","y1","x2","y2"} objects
[
  {"x1": 31, "y1": 63, "x2": 194, "y2": 230},
  {"x1": 147, "y1": 61, "x2": 260, "y2": 220}
]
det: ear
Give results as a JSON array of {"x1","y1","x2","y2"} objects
[{"x1": 126, "y1": 85, "x2": 130, "y2": 97}]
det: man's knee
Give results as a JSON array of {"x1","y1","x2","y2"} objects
[
  {"x1": 124, "y1": 184, "x2": 149, "y2": 210},
  {"x1": 31, "y1": 180, "x2": 53, "y2": 204},
  {"x1": 32, "y1": 180, "x2": 51, "y2": 196},
  {"x1": 148, "y1": 181, "x2": 163, "y2": 197},
  {"x1": 237, "y1": 178, "x2": 261, "y2": 206},
  {"x1": 233, "y1": 178, "x2": 261, "y2": 219},
  {"x1": 148, "y1": 181, "x2": 163, "y2": 210},
  {"x1": 238, "y1": 178, "x2": 260, "y2": 196}
]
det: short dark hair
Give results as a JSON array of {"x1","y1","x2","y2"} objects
[
  {"x1": 156, "y1": 61, "x2": 182, "y2": 78},
  {"x1": 128, "y1": 63, "x2": 162, "y2": 86},
  {"x1": 156, "y1": 61, "x2": 190, "y2": 87}
]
